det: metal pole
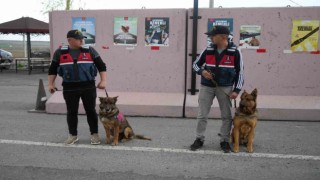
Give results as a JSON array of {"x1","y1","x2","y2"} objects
[
  {"x1": 190, "y1": 0, "x2": 199, "y2": 95},
  {"x1": 183, "y1": 10, "x2": 189, "y2": 118},
  {"x1": 27, "y1": 32, "x2": 31, "y2": 74}
]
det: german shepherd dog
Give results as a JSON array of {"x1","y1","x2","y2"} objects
[
  {"x1": 231, "y1": 89, "x2": 258, "y2": 153},
  {"x1": 99, "y1": 96, "x2": 151, "y2": 146}
]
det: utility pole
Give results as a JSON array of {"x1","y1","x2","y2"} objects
[{"x1": 209, "y1": 0, "x2": 214, "y2": 8}]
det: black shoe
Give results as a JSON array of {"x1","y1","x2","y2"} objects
[
  {"x1": 190, "y1": 138, "x2": 204, "y2": 151},
  {"x1": 220, "y1": 141, "x2": 231, "y2": 153}
]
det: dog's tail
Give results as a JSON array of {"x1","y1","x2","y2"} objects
[{"x1": 133, "y1": 134, "x2": 152, "y2": 141}]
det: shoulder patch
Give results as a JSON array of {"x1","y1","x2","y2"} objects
[
  {"x1": 227, "y1": 48, "x2": 236, "y2": 52},
  {"x1": 81, "y1": 45, "x2": 90, "y2": 49},
  {"x1": 60, "y1": 45, "x2": 68, "y2": 50},
  {"x1": 60, "y1": 45, "x2": 69, "y2": 54},
  {"x1": 80, "y1": 45, "x2": 90, "y2": 53}
]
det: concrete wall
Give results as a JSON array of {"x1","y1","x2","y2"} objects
[
  {"x1": 49, "y1": 9, "x2": 187, "y2": 93},
  {"x1": 50, "y1": 7, "x2": 320, "y2": 96},
  {"x1": 48, "y1": 7, "x2": 320, "y2": 120},
  {"x1": 186, "y1": 7, "x2": 320, "y2": 96}
]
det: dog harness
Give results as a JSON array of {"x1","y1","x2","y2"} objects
[
  {"x1": 58, "y1": 45, "x2": 97, "y2": 82},
  {"x1": 116, "y1": 112, "x2": 125, "y2": 122}
]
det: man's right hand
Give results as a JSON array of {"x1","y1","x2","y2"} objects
[
  {"x1": 48, "y1": 75, "x2": 57, "y2": 94},
  {"x1": 202, "y1": 70, "x2": 213, "y2": 80},
  {"x1": 48, "y1": 85, "x2": 57, "y2": 94}
]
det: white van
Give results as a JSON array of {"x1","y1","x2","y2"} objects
[{"x1": 0, "y1": 49, "x2": 13, "y2": 69}]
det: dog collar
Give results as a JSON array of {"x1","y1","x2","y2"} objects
[{"x1": 235, "y1": 110, "x2": 258, "y2": 118}]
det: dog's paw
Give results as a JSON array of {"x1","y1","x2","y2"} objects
[
  {"x1": 233, "y1": 146, "x2": 239, "y2": 153},
  {"x1": 247, "y1": 147, "x2": 254, "y2": 153},
  {"x1": 111, "y1": 142, "x2": 118, "y2": 146}
]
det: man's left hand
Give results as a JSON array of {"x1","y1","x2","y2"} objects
[
  {"x1": 229, "y1": 92, "x2": 238, "y2": 99},
  {"x1": 97, "y1": 81, "x2": 106, "y2": 89}
]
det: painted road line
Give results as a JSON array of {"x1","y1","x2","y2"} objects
[{"x1": 1, "y1": 139, "x2": 319, "y2": 161}]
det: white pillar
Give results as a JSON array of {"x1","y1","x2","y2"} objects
[{"x1": 23, "y1": 34, "x2": 27, "y2": 58}]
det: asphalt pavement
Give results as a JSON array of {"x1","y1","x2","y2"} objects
[{"x1": 0, "y1": 70, "x2": 319, "y2": 180}]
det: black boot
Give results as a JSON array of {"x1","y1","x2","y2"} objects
[
  {"x1": 220, "y1": 141, "x2": 231, "y2": 153},
  {"x1": 190, "y1": 138, "x2": 204, "y2": 151}
]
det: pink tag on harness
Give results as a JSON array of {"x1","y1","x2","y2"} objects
[{"x1": 117, "y1": 112, "x2": 124, "y2": 122}]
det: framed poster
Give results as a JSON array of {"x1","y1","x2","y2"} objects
[
  {"x1": 291, "y1": 20, "x2": 319, "y2": 52},
  {"x1": 145, "y1": 17, "x2": 169, "y2": 46},
  {"x1": 239, "y1": 25, "x2": 261, "y2": 49},
  {"x1": 207, "y1": 18, "x2": 233, "y2": 45},
  {"x1": 72, "y1": 17, "x2": 96, "y2": 45},
  {"x1": 113, "y1": 17, "x2": 138, "y2": 46}
]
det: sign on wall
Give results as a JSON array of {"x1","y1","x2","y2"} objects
[
  {"x1": 207, "y1": 18, "x2": 233, "y2": 45},
  {"x1": 145, "y1": 17, "x2": 170, "y2": 46},
  {"x1": 239, "y1": 25, "x2": 261, "y2": 49},
  {"x1": 113, "y1": 17, "x2": 138, "y2": 46},
  {"x1": 72, "y1": 17, "x2": 96, "y2": 45},
  {"x1": 291, "y1": 20, "x2": 320, "y2": 52}
]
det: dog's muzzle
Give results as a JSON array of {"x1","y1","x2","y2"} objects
[
  {"x1": 240, "y1": 100, "x2": 246, "y2": 107},
  {"x1": 99, "y1": 105, "x2": 111, "y2": 113}
]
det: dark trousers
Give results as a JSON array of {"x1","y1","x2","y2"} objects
[{"x1": 63, "y1": 87, "x2": 98, "y2": 136}]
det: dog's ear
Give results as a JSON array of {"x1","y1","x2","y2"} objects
[
  {"x1": 99, "y1": 97, "x2": 104, "y2": 102},
  {"x1": 241, "y1": 90, "x2": 247, "y2": 98},
  {"x1": 113, "y1": 96, "x2": 119, "y2": 103},
  {"x1": 251, "y1": 88, "x2": 258, "y2": 100}
]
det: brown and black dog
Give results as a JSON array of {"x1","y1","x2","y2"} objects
[
  {"x1": 231, "y1": 88, "x2": 258, "y2": 153},
  {"x1": 98, "y1": 96, "x2": 151, "y2": 146}
]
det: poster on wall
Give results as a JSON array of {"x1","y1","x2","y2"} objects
[
  {"x1": 72, "y1": 17, "x2": 96, "y2": 45},
  {"x1": 207, "y1": 18, "x2": 233, "y2": 45},
  {"x1": 239, "y1": 25, "x2": 261, "y2": 49},
  {"x1": 291, "y1": 20, "x2": 320, "y2": 52},
  {"x1": 145, "y1": 17, "x2": 169, "y2": 46},
  {"x1": 113, "y1": 17, "x2": 138, "y2": 46}
]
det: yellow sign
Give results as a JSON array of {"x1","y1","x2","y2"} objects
[{"x1": 291, "y1": 20, "x2": 319, "y2": 52}]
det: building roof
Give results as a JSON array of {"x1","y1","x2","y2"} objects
[{"x1": 0, "y1": 17, "x2": 49, "y2": 34}]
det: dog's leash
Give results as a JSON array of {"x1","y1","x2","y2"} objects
[
  {"x1": 208, "y1": 70, "x2": 237, "y2": 109},
  {"x1": 105, "y1": 89, "x2": 109, "y2": 97}
]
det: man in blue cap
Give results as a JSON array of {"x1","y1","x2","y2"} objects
[
  {"x1": 190, "y1": 25, "x2": 244, "y2": 153},
  {"x1": 48, "y1": 30, "x2": 107, "y2": 145}
]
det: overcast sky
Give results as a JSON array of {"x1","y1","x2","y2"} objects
[{"x1": 0, "y1": 0, "x2": 319, "y2": 40}]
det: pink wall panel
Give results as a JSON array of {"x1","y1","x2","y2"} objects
[
  {"x1": 50, "y1": 7, "x2": 320, "y2": 96},
  {"x1": 50, "y1": 9, "x2": 187, "y2": 93},
  {"x1": 186, "y1": 7, "x2": 320, "y2": 96}
]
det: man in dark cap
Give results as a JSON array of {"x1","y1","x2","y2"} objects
[
  {"x1": 48, "y1": 30, "x2": 107, "y2": 145},
  {"x1": 190, "y1": 25, "x2": 244, "y2": 153}
]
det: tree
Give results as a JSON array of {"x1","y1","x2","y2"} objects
[
  {"x1": 66, "y1": 0, "x2": 72, "y2": 10},
  {"x1": 41, "y1": 0, "x2": 86, "y2": 21},
  {"x1": 41, "y1": 0, "x2": 73, "y2": 15}
]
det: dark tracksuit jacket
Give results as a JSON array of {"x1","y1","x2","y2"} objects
[{"x1": 193, "y1": 42, "x2": 244, "y2": 93}]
